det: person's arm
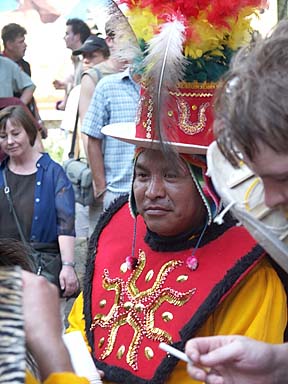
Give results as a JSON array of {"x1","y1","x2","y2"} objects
[
  {"x1": 58, "y1": 235, "x2": 78, "y2": 297},
  {"x1": 79, "y1": 75, "x2": 97, "y2": 123},
  {"x1": 87, "y1": 136, "x2": 106, "y2": 199},
  {"x1": 185, "y1": 335, "x2": 288, "y2": 384},
  {"x1": 19, "y1": 85, "x2": 35, "y2": 105},
  {"x1": 81, "y1": 79, "x2": 108, "y2": 199},
  {"x1": 22, "y1": 271, "x2": 74, "y2": 379},
  {"x1": 54, "y1": 168, "x2": 78, "y2": 297},
  {"x1": 10, "y1": 60, "x2": 36, "y2": 104},
  {"x1": 79, "y1": 74, "x2": 98, "y2": 158}
]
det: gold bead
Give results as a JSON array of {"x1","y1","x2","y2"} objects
[
  {"x1": 124, "y1": 301, "x2": 133, "y2": 310},
  {"x1": 167, "y1": 110, "x2": 173, "y2": 117},
  {"x1": 117, "y1": 345, "x2": 125, "y2": 359},
  {"x1": 176, "y1": 275, "x2": 188, "y2": 282},
  {"x1": 135, "y1": 303, "x2": 145, "y2": 312},
  {"x1": 162, "y1": 312, "x2": 173, "y2": 322},
  {"x1": 99, "y1": 299, "x2": 107, "y2": 308},
  {"x1": 98, "y1": 337, "x2": 105, "y2": 349},
  {"x1": 191, "y1": 105, "x2": 197, "y2": 111},
  {"x1": 120, "y1": 262, "x2": 128, "y2": 273},
  {"x1": 145, "y1": 269, "x2": 154, "y2": 282},
  {"x1": 145, "y1": 347, "x2": 154, "y2": 360}
]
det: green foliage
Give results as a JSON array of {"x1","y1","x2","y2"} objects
[{"x1": 43, "y1": 129, "x2": 65, "y2": 164}]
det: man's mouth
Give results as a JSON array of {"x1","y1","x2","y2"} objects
[{"x1": 144, "y1": 206, "x2": 171, "y2": 215}]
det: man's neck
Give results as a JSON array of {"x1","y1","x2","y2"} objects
[{"x1": 3, "y1": 50, "x2": 19, "y2": 62}]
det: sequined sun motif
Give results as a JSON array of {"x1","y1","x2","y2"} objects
[{"x1": 90, "y1": 249, "x2": 196, "y2": 370}]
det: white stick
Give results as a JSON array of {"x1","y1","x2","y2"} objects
[
  {"x1": 63, "y1": 331, "x2": 102, "y2": 383},
  {"x1": 159, "y1": 342, "x2": 191, "y2": 364}
]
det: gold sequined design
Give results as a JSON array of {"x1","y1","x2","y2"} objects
[
  {"x1": 90, "y1": 249, "x2": 196, "y2": 371},
  {"x1": 142, "y1": 89, "x2": 212, "y2": 139},
  {"x1": 143, "y1": 97, "x2": 153, "y2": 139},
  {"x1": 177, "y1": 99, "x2": 210, "y2": 135}
]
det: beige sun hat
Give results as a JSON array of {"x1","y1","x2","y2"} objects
[{"x1": 207, "y1": 141, "x2": 288, "y2": 273}]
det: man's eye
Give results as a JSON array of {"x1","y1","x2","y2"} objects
[
  {"x1": 136, "y1": 172, "x2": 148, "y2": 179},
  {"x1": 164, "y1": 173, "x2": 177, "y2": 179}
]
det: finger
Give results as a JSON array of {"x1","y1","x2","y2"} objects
[
  {"x1": 187, "y1": 364, "x2": 207, "y2": 382},
  {"x1": 200, "y1": 340, "x2": 242, "y2": 366},
  {"x1": 205, "y1": 371, "x2": 225, "y2": 384},
  {"x1": 186, "y1": 337, "x2": 222, "y2": 358}
]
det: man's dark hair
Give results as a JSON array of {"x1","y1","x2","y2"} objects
[
  {"x1": 66, "y1": 18, "x2": 91, "y2": 43},
  {"x1": 1, "y1": 23, "x2": 26, "y2": 47}
]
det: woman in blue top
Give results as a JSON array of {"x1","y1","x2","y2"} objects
[{"x1": 0, "y1": 105, "x2": 78, "y2": 297}]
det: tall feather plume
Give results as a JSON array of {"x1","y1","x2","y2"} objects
[
  {"x1": 142, "y1": 17, "x2": 187, "y2": 152},
  {"x1": 105, "y1": 0, "x2": 142, "y2": 66}
]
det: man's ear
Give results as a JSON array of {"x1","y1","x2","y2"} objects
[
  {"x1": 105, "y1": 36, "x2": 114, "y2": 48},
  {"x1": 5, "y1": 40, "x2": 14, "y2": 51}
]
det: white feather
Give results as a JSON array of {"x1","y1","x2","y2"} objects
[
  {"x1": 143, "y1": 18, "x2": 187, "y2": 92},
  {"x1": 142, "y1": 18, "x2": 187, "y2": 144}
]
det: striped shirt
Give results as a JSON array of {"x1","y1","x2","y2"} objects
[{"x1": 81, "y1": 68, "x2": 140, "y2": 193}]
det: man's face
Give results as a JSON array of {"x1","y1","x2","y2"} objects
[
  {"x1": 64, "y1": 25, "x2": 80, "y2": 50},
  {"x1": 133, "y1": 149, "x2": 206, "y2": 237},
  {"x1": 7, "y1": 35, "x2": 27, "y2": 60},
  {"x1": 82, "y1": 51, "x2": 105, "y2": 69},
  {"x1": 244, "y1": 141, "x2": 288, "y2": 210}
]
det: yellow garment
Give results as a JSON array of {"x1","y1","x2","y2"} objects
[
  {"x1": 67, "y1": 258, "x2": 287, "y2": 384},
  {"x1": 26, "y1": 370, "x2": 89, "y2": 384}
]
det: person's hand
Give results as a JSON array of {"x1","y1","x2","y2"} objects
[
  {"x1": 185, "y1": 335, "x2": 279, "y2": 384},
  {"x1": 38, "y1": 120, "x2": 48, "y2": 139},
  {"x1": 92, "y1": 180, "x2": 106, "y2": 202},
  {"x1": 59, "y1": 265, "x2": 79, "y2": 298},
  {"x1": 22, "y1": 271, "x2": 74, "y2": 379},
  {"x1": 53, "y1": 79, "x2": 66, "y2": 90}
]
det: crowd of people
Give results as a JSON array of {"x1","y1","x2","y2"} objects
[{"x1": 1, "y1": 3, "x2": 288, "y2": 384}]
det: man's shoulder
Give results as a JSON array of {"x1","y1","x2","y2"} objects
[
  {"x1": 95, "y1": 60, "x2": 118, "y2": 76},
  {"x1": 0, "y1": 55, "x2": 18, "y2": 68},
  {"x1": 97, "y1": 69, "x2": 129, "y2": 87}
]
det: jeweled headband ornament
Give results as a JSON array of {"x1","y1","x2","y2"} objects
[{"x1": 103, "y1": 0, "x2": 268, "y2": 154}]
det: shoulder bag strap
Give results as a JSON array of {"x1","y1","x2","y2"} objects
[
  {"x1": 68, "y1": 108, "x2": 79, "y2": 159},
  {"x1": 2, "y1": 168, "x2": 28, "y2": 246}
]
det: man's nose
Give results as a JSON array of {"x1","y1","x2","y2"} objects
[
  {"x1": 264, "y1": 183, "x2": 288, "y2": 209},
  {"x1": 145, "y1": 176, "x2": 165, "y2": 199},
  {"x1": 83, "y1": 57, "x2": 90, "y2": 65}
]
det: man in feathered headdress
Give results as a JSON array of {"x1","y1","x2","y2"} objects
[{"x1": 66, "y1": 2, "x2": 287, "y2": 384}]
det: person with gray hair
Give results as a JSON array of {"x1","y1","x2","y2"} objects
[{"x1": 185, "y1": 19, "x2": 288, "y2": 384}]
